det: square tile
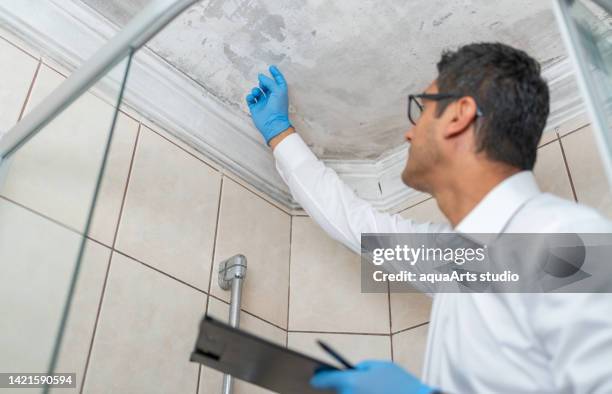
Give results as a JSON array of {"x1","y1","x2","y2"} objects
[
  {"x1": 399, "y1": 198, "x2": 448, "y2": 225},
  {"x1": 288, "y1": 332, "x2": 391, "y2": 368},
  {"x1": 0, "y1": 65, "x2": 139, "y2": 246},
  {"x1": 199, "y1": 297, "x2": 286, "y2": 394},
  {"x1": 115, "y1": 127, "x2": 221, "y2": 290},
  {"x1": 533, "y1": 140, "x2": 574, "y2": 200},
  {"x1": 83, "y1": 252, "x2": 206, "y2": 394},
  {"x1": 392, "y1": 324, "x2": 429, "y2": 378},
  {"x1": 0, "y1": 198, "x2": 109, "y2": 393},
  {"x1": 211, "y1": 177, "x2": 290, "y2": 328},
  {"x1": 0, "y1": 37, "x2": 38, "y2": 134},
  {"x1": 289, "y1": 217, "x2": 390, "y2": 334},
  {"x1": 561, "y1": 125, "x2": 612, "y2": 218},
  {"x1": 389, "y1": 293, "x2": 432, "y2": 334}
]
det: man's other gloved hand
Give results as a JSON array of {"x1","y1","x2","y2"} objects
[
  {"x1": 245, "y1": 65, "x2": 292, "y2": 145},
  {"x1": 310, "y1": 360, "x2": 436, "y2": 394}
]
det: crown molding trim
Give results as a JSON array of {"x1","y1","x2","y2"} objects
[{"x1": 0, "y1": 0, "x2": 589, "y2": 213}]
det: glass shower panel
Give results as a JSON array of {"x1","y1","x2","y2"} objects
[
  {"x1": 0, "y1": 52, "x2": 133, "y2": 392},
  {"x1": 571, "y1": 0, "x2": 612, "y2": 133}
]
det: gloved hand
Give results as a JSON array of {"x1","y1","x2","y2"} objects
[
  {"x1": 310, "y1": 360, "x2": 436, "y2": 394},
  {"x1": 245, "y1": 65, "x2": 292, "y2": 145}
]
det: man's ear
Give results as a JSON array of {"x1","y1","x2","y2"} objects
[{"x1": 442, "y1": 96, "x2": 478, "y2": 139}]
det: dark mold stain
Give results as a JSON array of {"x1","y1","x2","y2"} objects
[{"x1": 433, "y1": 12, "x2": 453, "y2": 27}]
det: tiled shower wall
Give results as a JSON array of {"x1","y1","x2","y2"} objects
[{"x1": 2, "y1": 28, "x2": 611, "y2": 394}]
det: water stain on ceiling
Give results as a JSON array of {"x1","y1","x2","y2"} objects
[{"x1": 83, "y1": 0, "x2": 567, "y2": 159}]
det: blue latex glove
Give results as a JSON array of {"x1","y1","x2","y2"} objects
[
  {"x1": 310, "y1": 360, "x2": 436, "y2": 394},
  {"x1": 245, "y1": 65, "x2": 292, "y2": 145}
]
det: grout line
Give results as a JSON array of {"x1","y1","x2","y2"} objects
[
  {"x1": 0, "y1": 195, "x2": 111, "y2": 252},
  {"x1": 0, "y1": 194, "x2": 83, "y2": 235},
  {"x1": 207, "y1": 294, "x2": 288, "y2": 332},
  {"x1": 78, "y1": 248, "x2": 113, "y2": 394},
  {"x1": 40, "y1": 59, "x2": 69, "y2": 79},
  {"x1": 16, "y1": 57, "x2": 42, "y2": 122},
  {"x1": 79, "y1": 123, "x2": 141, "y2": 393},
  {"x1": 111, "y1": 123, "x2": 141, "y2": 248},
  {"x1": 557, "y1": 134, "x2": 579, "y2": 202},
  {"x1": 0, "y1": 194, "x2": 112, "y2": 252},
  {"x1": 286, "y1": 215, "x2": 293, "y2": 344},
  {"x1": 113, "y1": 249, "x2": 208, "y2": 295},
  {"x1": 390, "y1": 330, "x2": 395, "y2": 361},
  {"x1": 387, "y1": 282, "x2": 394, "y2": 360},
  {"x1": 401, "y1": 196, "x2": 434, "y2": 213},
  {"x1": 538, "y1": 134, "x2": 560, "y2": 149},
  {"x1": 391, "y1": 321, "x2": 429, "y2": 336},
  {"x1": 558, "y1": 123, "x2": 591, "y2": 139},
  {"x1": 195, "y1": 365, "x2": 202, "y2": 394},
  {"x1": 288, "y1": 329, "x2": 392, "y2": 337},
  {"x1": 205, "y1": 175, "x2": 225, "y2": 312}
]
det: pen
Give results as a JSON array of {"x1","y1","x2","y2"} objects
[{"x1": 316, "y1": 340, "x2": 355, "y2": 369}]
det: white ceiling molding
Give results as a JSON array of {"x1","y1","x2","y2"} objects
[{"x1": 0, "y1": 0, "x2": 589, "y2": 214}]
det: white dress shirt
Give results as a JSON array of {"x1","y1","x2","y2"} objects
[{"x1": 274, "y1": 133, "x2": 612, "y2": 394}]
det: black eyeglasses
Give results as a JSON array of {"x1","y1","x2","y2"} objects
[{"x1": 408, "y1": 93, "x2": 484, "y2": 126}]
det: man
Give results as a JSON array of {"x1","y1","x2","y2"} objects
[{"x1": 245, "y1": 43, "x2": 612, "y2": 393}]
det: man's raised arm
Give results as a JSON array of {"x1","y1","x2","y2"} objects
[{"x1": 246, "y1": 65, "x2": 448, "y2": 255}]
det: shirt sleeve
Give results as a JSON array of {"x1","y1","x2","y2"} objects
[{"x1": 273, "y1": 132, "x2": 450, "y2": 253}]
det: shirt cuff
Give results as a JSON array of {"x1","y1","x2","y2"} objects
[{"x1": 272, "y1": 132, "x2": 318, "y2": 173}]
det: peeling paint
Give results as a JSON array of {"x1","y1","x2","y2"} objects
[{"x1": 82, "y1": 0, "x2": 568, "y2": 160}]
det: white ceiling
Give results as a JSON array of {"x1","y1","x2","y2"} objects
[
  {"x1": 0, "y1": 0, "x2": 585, "y2": 212},
  {"x1": 83, "y1": 0, "x2": 568, "y2": 160}
]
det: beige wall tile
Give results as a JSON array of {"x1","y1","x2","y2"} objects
[
  {"x1": 115, "y1": 127, "x2": 221, "y2": 290},
  {"x1": 562, "y1": 126, "x2": 612, "y2": 218},
  {"x1": 392, "y1": 324, "x2": 429, "y2": 378},
  {"x1": 84, "y1": 252, "x2": 206, "y2": 394},
  {"x1": 390, "y1": 293, "x2": 432, "y2": 333},
  {"x1": 289, "y1": 216, "x2": 389, "y2": 334},
  {"x1": 199, "y1": 298, "x2": 287, "y2": 394},
  {"x1": 0, "y1": 199, "x2": 109, "y2": 391},
  {"x1": 0, "y1": 65, "x2": 139, "y2": 246},
  {"x1": 288, "y1": 332, "x2": 391, "y2": 369},
  {"x1": 400, "y1": 198, "x2": 448, "y2": 225},
  {"x1": 0, "y1": 37, "x2": 38, "y2": 134},
  {"x1": 533, "y1": 140, "x2": 574, "y2": 200},
  {"x1": 210, "y1": 178, "x2": 290, "y2": 328}
]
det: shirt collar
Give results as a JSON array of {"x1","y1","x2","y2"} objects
[{"x1": 454, "y1": 171, "x2": 541, "y2": 234}]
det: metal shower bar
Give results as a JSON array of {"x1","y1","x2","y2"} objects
[
  {"x1": 0, "y1": 0, "x2": 198, "y2": 161},
  {"x1": 218, "y1": 254, "x2": 248, "y2": 394}
]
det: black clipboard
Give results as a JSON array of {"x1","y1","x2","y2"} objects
[{"x1": 190, "y1": 315, "x2": 338, "y2": 393}]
